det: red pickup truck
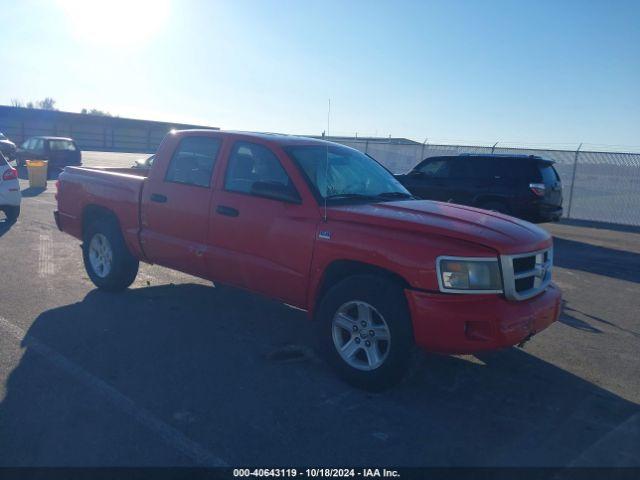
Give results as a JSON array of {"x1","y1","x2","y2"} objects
[{"x1": 55, "y1": 130, "x2": 562, "y2": 389}]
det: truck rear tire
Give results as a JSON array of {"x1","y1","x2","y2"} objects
[
  {"x1": 317, "y1": 275, "x2": 414, "y2": 391},
  {"x1": 82, "y1": 217, "x2": 139, "y2": 291},
  {"x1": 3, "y1": 206, "x2": 20, "y2": 223}
]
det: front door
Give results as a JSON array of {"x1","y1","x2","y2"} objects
[
  {"x1": 207, "y1": 140, "x2": 318, "y2": 306},
  {"x1": 140, "y1": 134, "x2": 223, "y2": 278},
  {"x1": 410, "y1": 157, "x2": 453, "y2": 201}
]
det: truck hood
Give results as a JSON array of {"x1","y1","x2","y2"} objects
[{"x1": 328, "y1": 200, "x2": 552, "y2": 255}]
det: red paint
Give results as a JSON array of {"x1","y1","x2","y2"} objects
[{"x1": 56, "y1": 130, "x2": 561, "y2": 354}]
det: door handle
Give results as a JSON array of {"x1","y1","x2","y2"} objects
[
  {"x1": 150, "y1": 193, "x2": 167, "y2": 203},
  {"x1": 216, "y1": 205, "x2": 239, "y2": 217}
]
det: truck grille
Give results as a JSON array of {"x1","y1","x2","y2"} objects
[{"x1": 500, "y1": 248, "x2": 553, "y2": 301}]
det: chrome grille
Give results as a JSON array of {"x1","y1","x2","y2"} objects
[{"x1": 500, "y1": 247, "x2": 553, "y2": 301}]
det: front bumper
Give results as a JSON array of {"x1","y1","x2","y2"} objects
[{"x1": 405, "y1": 283, "x2": 562, "y2": 354}]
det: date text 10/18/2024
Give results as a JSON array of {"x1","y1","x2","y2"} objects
[{"x1": 233, "y1": 469, "x2": 401, "y2": 478}]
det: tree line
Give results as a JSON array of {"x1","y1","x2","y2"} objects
[{"x1": 9, "y1": 98, "x2": 115, "y2": 117}]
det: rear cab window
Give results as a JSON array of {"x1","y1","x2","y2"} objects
[{"x1": 164, "y1": 136, "x2": 222, "y2": 188}]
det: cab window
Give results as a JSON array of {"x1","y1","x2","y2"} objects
[
  {"x1": 418, "y1": 159, "x2": 450, "y2": 178},
  {"x1": 225, "y1": 141, "x2": 297, "y2": 198},
  {"x1": 165, "y1": 136, "x2": 222, "y2": 188}
]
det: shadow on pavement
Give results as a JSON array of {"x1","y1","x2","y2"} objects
[
  {"x1": 553, "y1": 237, "x2": 640, "y2": 284},
  {"x1": 20, "y1": 187, "x2": 47, "y2": 197},
  {"x1": 559, "y1": 300, "x2": 640, "y2": 338},
  {"x1": 0, "y1": 284, "x2": 638, "y2": 466},
  {"x1": 0, "y1": 217, "x2": 16, "y2": 237},
  {"x1": 558, "y1": 218, "x2": 640, "y2": 235}
]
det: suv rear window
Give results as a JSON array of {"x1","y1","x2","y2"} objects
[{"x1": 539, "y1": 164, "x2": 560, "y2": 184}]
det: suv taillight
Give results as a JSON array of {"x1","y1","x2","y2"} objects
[
  {"x1": 2, "y1": 167, "x2": 17, "y2": 181},
  {"x1": 529, "y1": 183, "x2": 546, "y2": 197}
]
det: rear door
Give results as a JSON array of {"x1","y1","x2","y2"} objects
[
  {"x1": 444, "y1": 157, "x2": 476, "y2": 204},
  {"x1": 140, "y1": 134, "x2": 223, "y2": 277},
  {"x1": 468, "y1": 157, "x2": 513, "y2": 204},
  {"x1": 47, "y1": 139, "x2": 80, "y2": 167}
]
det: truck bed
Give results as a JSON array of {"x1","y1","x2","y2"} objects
[
  {"x1": 56, "y1": 166, "x2": 147, "y2": 258},
  {"x1": 72, "y1": 166, "x2": 150, "y2": 177}
]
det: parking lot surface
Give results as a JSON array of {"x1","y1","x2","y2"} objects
[{"x1": 0, "y1": 152, "x2": 638, "y2": 466}]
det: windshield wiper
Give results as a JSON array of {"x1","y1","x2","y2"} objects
[
  {"x1": 325, "y1": 193, "x2": 379, "y2": 201},
  {"x1": 375, "y1": 191, "x2": 416, "y2": 200}
]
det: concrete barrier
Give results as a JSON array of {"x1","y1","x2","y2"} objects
[{"x1": 0, "y1": 106, "x2": 218, "y2": 154}]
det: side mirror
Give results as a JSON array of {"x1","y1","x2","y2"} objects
[{"x1": 251, "y1": 181, "x2": 301, "y2": 204}]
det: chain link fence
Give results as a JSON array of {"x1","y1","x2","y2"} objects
[{"x1": 329, "y1": 138, "x2": 640, "y2": 227}]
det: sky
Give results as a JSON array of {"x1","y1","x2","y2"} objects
[{"x1": 1, "y1": 0, "x2": 639, "y2": 149}]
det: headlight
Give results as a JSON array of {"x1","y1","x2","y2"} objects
[{"x1": 436, "y1": 256, "x2": 502, "y2": 293}]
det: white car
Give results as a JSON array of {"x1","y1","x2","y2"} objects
[{"x1": 0, "y1": 152, "x2": 20, "y2": 222}]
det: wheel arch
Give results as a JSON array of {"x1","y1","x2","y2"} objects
[
  {"x1": 82, "y1": 204, "x2": 122, "y2": 238},
  {"x1": 312, "y1": 259, "x2": 411, "y2": 318}
]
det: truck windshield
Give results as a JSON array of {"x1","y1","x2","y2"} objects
[{"x1": 286, "y1": 144, "x2": 412, "y2": 203}]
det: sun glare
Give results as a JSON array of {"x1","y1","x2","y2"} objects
[{"x1": 57, "y1": 0, "x2": 171, "y2": 47}]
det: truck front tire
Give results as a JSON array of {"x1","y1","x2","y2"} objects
[
  {"x1": 82, "y1": 218, "x2": 139, "y2": 291},
  {"x1": 317, "y1": 275, "x2": 414, "y2": 391}
]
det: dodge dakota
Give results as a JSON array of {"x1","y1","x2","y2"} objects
[{"x1": 55, "y1": 130, "x2": 562, "y2": 390}]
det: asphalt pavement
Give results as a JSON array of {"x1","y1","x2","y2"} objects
[{"x1": 0, "y1": 152, "x2": 638, "y2": 467}]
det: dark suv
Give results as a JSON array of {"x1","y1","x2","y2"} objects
[
  {"x1": 395, "y1": 154, "x2": 563, "y2": 222},
  {"x1": 16, "y1": 136, "x2": 81, "y2": 170}
]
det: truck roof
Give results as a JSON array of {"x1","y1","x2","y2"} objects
[{"x1": 175, "y1": 129, "x2": 334, "y2": 147}]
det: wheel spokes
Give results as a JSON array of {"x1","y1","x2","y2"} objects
[
  {"x1": 334, "y1": 313, "x2": 354, "y2": 332},
  {"x1": 365, "y1": 343, "x2": 381, "y2": 367},
  {"x1": 369, "y1": 325, "x2": 390, "y2": 341},
  {"x1": 340, "y1": 339, "x2": 361, "y2": 359},
  {"x1": 356, "y1": 302, "x2": 373, "y2": 324}
]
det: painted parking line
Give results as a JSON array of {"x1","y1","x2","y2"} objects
[
  {"x1": 38, "y1": 234, "x2": 55, "y2": 278},
  {"x1": 0, "y1": 316, "x2": 227, "y2": 467}
]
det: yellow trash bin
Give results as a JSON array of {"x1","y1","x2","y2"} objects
[{"x1": 26, "y1": 160, "x2": 48, "y2": 189}]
